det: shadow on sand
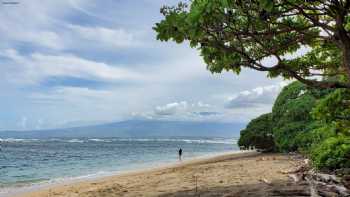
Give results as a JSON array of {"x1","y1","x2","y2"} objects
[{"x1": 159, "y1": 180, "x2": 310, "y2": 197}]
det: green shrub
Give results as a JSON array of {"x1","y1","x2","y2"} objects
[{"x1": 310, "y1": 136, "x2": 350, "y2": 170}]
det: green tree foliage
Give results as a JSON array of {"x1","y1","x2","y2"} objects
[
  {"x1": 238, "y1": 113, "x2": 274, "y2": 151},
  {"x1": 154, "y1": 0, "x2": 350, "y2": 89},
  {"x1": 238, "y1": 81, "x2": 349, "y2": 170},
  {"x1": 308, "y1": 89, "x2": 350, "y2": 170},
  {"x1": 294, "y1": 124, "x2": 337, "y2": 152},
  {"x1": 271, "y1": 81, "x2": 331, "y2": 151},
  {"x1": 310, "y1": 135, "x2": 350, "y2": 170},
  {"x1": 312, "y1": 89, "x2": 350, "y2": 134},
  {"x1": 153, "y1": 0, "x2": 350, "y2": 170}
]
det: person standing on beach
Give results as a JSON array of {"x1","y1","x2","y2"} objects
[{"x1": 178, "y1": 148, "x2": 183, "y2": 161}]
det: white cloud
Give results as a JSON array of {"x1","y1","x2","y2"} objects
[
  {"x1": 0, "y1": 27, "x2": 63, "y2": 50},
  {"x1": 0, "y1": 1, "x2": 80, "y2": 50},
  {"x1": 0, "y1": 1, "x2": 291, "y2": 130},
  {"x1": 151, "y1": 100, "x2": 217, "y2": 120},
  {"x1": 68, "y1": 0, "x2": 115, "y2": 22},
  {"x1": 68, "y1": 24, "x2": 137, "y2": 48},
  {"x1": 154, "y1": 101, "x2": 188, "y2": 116},
  {"x1": 30, "y1": 86, "x2": 114, "y2": 103},
  {"x1": 0, "y1": 49, "x2": 143, "y2": 84},
  {"x1": 225, "y1": 81, "x2": 290, "y2": 109}
]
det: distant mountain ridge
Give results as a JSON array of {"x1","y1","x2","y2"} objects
[{"x1": 0, "y1": 120, "x2": 245, "y2": 138}]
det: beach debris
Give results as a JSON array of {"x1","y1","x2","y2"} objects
[
  {"x1": 193, "y1": 175, "x2": 198, "y2": 194},
  {"x1": 309, "y1": 171, "x2": 340, "y2": 184},
  {"x1": 306, "y1": 177, "x2": 321, "y2": 197},
  {"x1": 288, "y1": 173, "x2": 304, "y2": 183},
  {"x1": 282, "y1": 155, "x2": 350, "y2": 196},
  {"x1": 342, "y1": 175, "x2": 350, "y2": 190},
  {"x1": 259, "y1": 178, "x2": 272, "y2": 185}
]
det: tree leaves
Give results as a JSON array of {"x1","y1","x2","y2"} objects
[
  {"x1": 238, "y1": 113, "x2": 275, "y2": 151},
  {"x1": 154, "y1": 0, "x2": 350, "y2": 89},
  {"x1": 259, "y1": 0, "x2": 274, "y2": 12},
  {"x1": 153, "y1": 0, "x2": 350, "y2": 171}
]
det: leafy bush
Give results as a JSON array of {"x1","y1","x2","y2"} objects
[
  {"x1": 238, "y1": 113, "x2": 275, "y2": 151},
  {"x1": 310, "y1": 136, "x2": 350, "y2": 170}
]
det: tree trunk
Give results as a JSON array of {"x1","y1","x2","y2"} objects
[
  {"x1": 336, "y1": 12, "x2": 350, "y2": 83},
  {"x1": 343, "y1": 46, "x2": 350, "y2": 81}
]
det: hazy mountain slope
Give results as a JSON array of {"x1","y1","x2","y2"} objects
[{"x1": 0, "y1": 120, "x2": 245, "y2": 138}]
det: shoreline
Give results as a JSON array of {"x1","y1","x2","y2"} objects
[
  {"x1": 8, "y1": 150, "x2": 305, "y2": 197},
  {"x1": 2, "y1": 150, "x2": 252, "y2": 197}
]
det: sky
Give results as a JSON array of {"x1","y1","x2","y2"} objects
[{"x1": 0, "y1": 0, "x2": 288, "y2": 130}]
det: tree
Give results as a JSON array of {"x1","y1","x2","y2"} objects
[
  {"x1": 312, "y1": 89, "x2": 350, "y2": 134},
  {"x1": 154, "y1": 0, "x2": 350, "y2": 89},
  {"x1": 271, "y1": 81, "x2": 331, "y2": 151},
  {"x1": 238, "y1": 113, "x2": 275, "y2": 151}
]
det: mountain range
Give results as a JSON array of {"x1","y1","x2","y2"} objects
[{"x1": 0, "y1": 120, "x2": 245, "y2": 138}]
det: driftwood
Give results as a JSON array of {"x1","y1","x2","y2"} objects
[
  {"x1": 342, "y1": 175, "x2": 350, "y2": 190},
  {"x1": 305, "y1": 176, "x2": 321, "y2": 197},
  {"x1": 259, "y1": 178, "x2": 272, "y2": 185},
  {"x1": 288, "y1": 173, "x2": 305, "y2": 183},
  {"x1": 304, "y1": 173, "x2": 350, "y2": 196},
  {"x1": 283, "y1": 158, "x2": 350, "y2": 197},
  {"x1": 310, "y1": 172, "x2": 340, "y2": 184},
  {"x1": 312, "y1": 180, "x2": 349, "y2": 196}
]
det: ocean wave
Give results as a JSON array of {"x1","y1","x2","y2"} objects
[
  {"x1": 87, "y1": 139, "x2": 113, "y2": 142},
  {"x1": 66, "y1": 139, "x2": 84, "y2": 143},
  {"x1": 116, "y1": 138, "x2": 236, "y2": 144},
  {"x1": 0, "y1": 138, "x2": 40, "y2": 143},
  {"x1": 0, "y1": 138, "x2": 237, "y2": 144}
]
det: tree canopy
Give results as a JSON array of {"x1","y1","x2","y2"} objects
[
  {"x1": 271, "y1": 81, "x2": 331, "y2": 151},
  {"x1": 237, "y1": 81, "x2": 349, "y2": 170},
  {"x1": 154, "y1": 0, "x2": 350, "y2": 89},
  {"x1": 238, "y1": 113, "x2": 275, "y2": 151}
]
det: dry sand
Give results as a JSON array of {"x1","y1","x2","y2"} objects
[{"x1": 16, "y1": 151, "x2": 309, "y2": 197}]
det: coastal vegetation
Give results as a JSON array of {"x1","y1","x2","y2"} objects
[
  {"x1": 154, "y1": 0, "x2": 350, "y2": 171},
  {"x1": 239, "y1": 81, "x2": 349, "y2": 170},
  {"x1": 238, "y1": 113, "x2": 275, "y2": 152}
]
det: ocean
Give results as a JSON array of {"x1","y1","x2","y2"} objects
[{"x1": 0, "y1": 137, "x2": 239, "y2": 195}]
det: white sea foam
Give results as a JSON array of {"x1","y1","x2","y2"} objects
[
  {"x1": 0, "y1": 138, "x2": 40, "y2": 143},
  {"x1": 87, "y1": 139, "x2": 113, "y2": 142},
  {"x1": 0, "y1": 138, "x2": 237, "y2": 145},
  {"x1": 115, "y1": 138, "x2": 236, "y2": 144},
  {"x1": 66, "y1": 139, "x2": 84, "y2": 143}
]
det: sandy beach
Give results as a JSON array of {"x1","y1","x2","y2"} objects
[{"x1": 15, "y1": 151, "x2": 308, "y2": 197}]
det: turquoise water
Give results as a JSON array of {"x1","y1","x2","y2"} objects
[{"x1": 0, "y1": 137, "x2": 238, "y2": 193}]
